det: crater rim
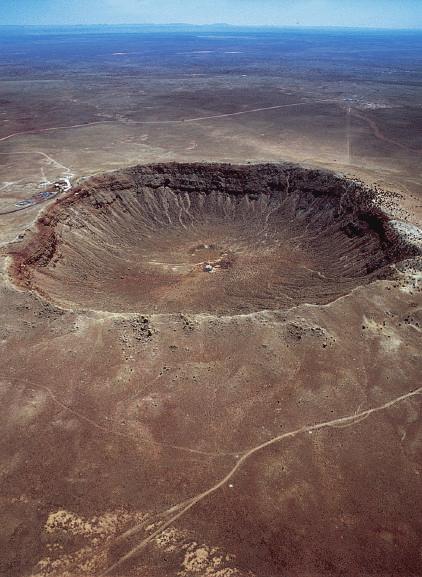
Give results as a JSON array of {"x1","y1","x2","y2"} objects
[{"x1": 8, "y1": 161, "x2": 421, "y2": 317}]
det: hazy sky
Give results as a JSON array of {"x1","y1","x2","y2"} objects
[{"x1": 2, "y1": 0, "x2": 422, "y2": 28}]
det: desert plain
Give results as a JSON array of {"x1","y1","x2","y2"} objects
[{"x1": 0, "y1": 26, "x2": 421, "y2": 577}]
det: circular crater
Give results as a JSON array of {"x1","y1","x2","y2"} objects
[{"x1": 9, "y1": 163, "x2": 417, "y2": 315}]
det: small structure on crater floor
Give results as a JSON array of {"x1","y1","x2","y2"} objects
[{"x1": 203, "y1": 263, "x2": 214, "y2": 273}]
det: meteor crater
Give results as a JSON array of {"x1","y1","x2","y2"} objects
[{"x1": 10, "y1": 163, "x2": 417, "y2": 314}]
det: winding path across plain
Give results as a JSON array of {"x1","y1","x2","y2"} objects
[{"x1": 101, "y1": 385, "x2": 422, "y2": 576}]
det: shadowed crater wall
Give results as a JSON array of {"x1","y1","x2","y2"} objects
[{"x1": 9, "y1": 163, "x2": 419, "y2": 314}]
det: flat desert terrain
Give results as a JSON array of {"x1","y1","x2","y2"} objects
[{"x1": 0, "y1": 26, "x2": 421, "y2": 577}]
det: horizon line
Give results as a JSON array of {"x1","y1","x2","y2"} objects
[{"x1": 1, "y1": 23, "x2": 422, "y2": 31}]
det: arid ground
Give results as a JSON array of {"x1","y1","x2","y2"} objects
[{"x1": 0, "y1": 26, "x2": 422, "y2": 577}]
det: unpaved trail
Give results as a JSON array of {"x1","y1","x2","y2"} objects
[
  {"x1": 0, "y1": 180, "x2": 24, "y2": 191},
  {"x1": 0, "y1": 120, "x2": 115, "y2": 145},
  {"x1": 128, "y1": 99, "x2": 335, "y2": 124},
  {"x1": 349, "y1": 107, "x2": 422, "y2": 154},
  {"x1": 0, "y1": 150, "x2": 74, "y2": 216},
  {"x1": 101, "y1": 385, "x2": 422, "y2": 576},
  {"x1": 0, "y1": 100, "x2": 334, "y2": 145},
  {"x1": 24, "y1": 381, "x2": 232, "y2": 459},
  {"x1": 0, "y1": 150, "x2": 73, "y2": 175}
]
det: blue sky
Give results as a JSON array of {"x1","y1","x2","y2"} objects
[{"x1": 1, "y1": 0, "x2": 422, "y2": 28}]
